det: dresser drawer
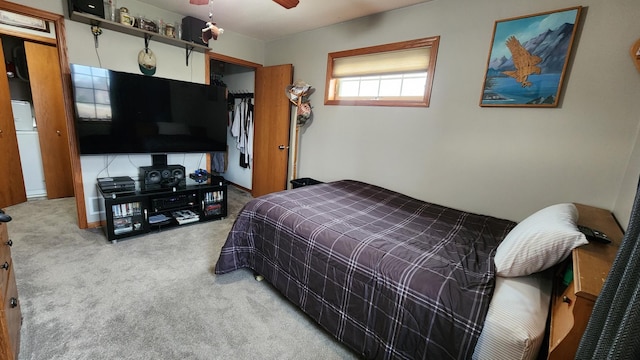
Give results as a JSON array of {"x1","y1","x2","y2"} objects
[
  {"x1": 0, "y1": 213, "x2": 19, "y2": 360},
  {"x1": 0, "y1": 224, "x2": 10, "y2": 270},
  {"x1": 0, "y1": 225, "x2": 10, "y2": 297},
  {"x1": 548, "y1": 279, "x2": 596, "y2": 360},
  {"x1": 3, "y1": 267, "x2": 20, "y2": 360},
  {"x1": 549, "y1": 281, "x2": 576, "y2": 350}
]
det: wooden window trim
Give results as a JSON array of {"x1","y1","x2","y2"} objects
[{"x1": 325, "y1": 36, "x2": 439, "y2": 107}]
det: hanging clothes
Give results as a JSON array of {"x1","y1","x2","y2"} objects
[
  {"x1": 230, "y1": 97, "x2": 254, "y2": 169},
  {"x1": 211, "y1": 151, "x2": 226, "y2": 173},
  {"x1": 230, "y1": 99, "x2": 244, "y2": 148}
]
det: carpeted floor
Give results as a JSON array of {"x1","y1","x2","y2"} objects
[{"x1": 5, "y1": 186, "x2": 357, "y2": 360}]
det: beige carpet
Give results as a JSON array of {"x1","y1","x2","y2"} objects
[{"x1": 5, "y1": 186, "x2": 357, "y2": 360}]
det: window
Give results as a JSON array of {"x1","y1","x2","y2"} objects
[{"x1": 325, "y1": 36, "x2": 439, "y2": 107}]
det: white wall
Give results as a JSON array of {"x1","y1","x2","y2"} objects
[
  {"x1": 8, "y1": 0, "x2": 266, "y2": 223},
  {"x1": 10, "y1": 0, "x2": 640, "y2": 229},
  {"x1": 265, "y1": 0, "x2": 640, "y2": 226},
  {"x1": 614, "y1": 123, "x2": 640, "y2": 229}
]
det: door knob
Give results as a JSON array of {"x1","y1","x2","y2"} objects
[
  {"x1": 56, "y1": 130, "x2": 62, "y2": 136},
  {"x1": 278, "y1": 145, "x2": 289, "y2": 150}
]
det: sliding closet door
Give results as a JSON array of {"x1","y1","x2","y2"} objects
[
  {"x1": 0, "y1": 40, "x2": 27, "y2": 208},
  {"x1": 252, "y1": 64, "x2": 293, "y2": 197},
  {"x1": 23, "y1": 41, "x2": 74, "y2": 199}
]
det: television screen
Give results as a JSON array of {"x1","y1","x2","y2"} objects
[{"x1": 69, "y1": 64, "x2": 228, "y2": 155}]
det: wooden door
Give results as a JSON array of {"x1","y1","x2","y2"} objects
[
  {"x1": 0, "y1": 40, "x2": 27, "y2": 208},
  {"x1": 24, "y1": 41, "x2": 74, "y2": 199},
  {"x1": 252, "y1": 64, "x2": 293, "y2": 198}
]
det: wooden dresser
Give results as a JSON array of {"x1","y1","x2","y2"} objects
[
  {"x1": 547, "y1": 204, "x2": 623, "y2": 360},
  {"x1": 0, "y1": 213, "x2": 21, "y2": 360}
]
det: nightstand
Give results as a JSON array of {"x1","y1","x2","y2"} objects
[{"x1": 547, "y1": 204, "x2": 623, "y2": 360}]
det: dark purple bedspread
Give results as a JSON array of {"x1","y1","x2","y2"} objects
[{"x1": 215, "y1": 180, "x2": 515, "y2": 359}]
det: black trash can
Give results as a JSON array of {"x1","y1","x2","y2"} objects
[{"x1": 290, "y1": 178, "x2": 322, "y2": 189}]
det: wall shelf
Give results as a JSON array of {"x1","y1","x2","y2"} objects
[{"x1": 70, "y1": 11, "x2": 210, "y2": 65}]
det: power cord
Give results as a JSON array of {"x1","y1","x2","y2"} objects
[
  {"x1": 91, "y1": 25, "x2": 103, "y2": 67},
  {"x1": 91, "y1": 26, "x2": 102, "y2": 47}
]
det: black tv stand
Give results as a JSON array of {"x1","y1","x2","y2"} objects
[{"x1": 97, "y1": 177, "x2": 227, "y2": 243}]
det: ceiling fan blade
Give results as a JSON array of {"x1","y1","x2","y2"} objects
[
  {"x1": 189, "y1": 0, "x2": 209, "y2": 5},
  {"x1": 273, "y1": 0, "x2": 299, "y2": 9}
]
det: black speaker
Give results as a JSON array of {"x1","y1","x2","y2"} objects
[
  {"x1": 152, "y1": 154, "x2": 168, "y2": 167},
  {"x1": 139, "y1": 165, "x2": 186, "y2": 189},
  {"x1": 68, "y1": 0, "x2": 105, "y2": 18},
  {"x1": 181, "y1": 16, "x2": 207, "y2": 44}
]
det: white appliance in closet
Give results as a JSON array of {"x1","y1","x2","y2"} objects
[{"x1": 11, "y1": 100, "x2": 46, "y2": 198}]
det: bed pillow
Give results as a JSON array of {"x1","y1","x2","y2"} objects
[
  {"x1": 472, "y1": 270, "x2": 553, "y2": 360},
  {"x1": 494, "y1": 203, "x2": 588, "y2": 277}
]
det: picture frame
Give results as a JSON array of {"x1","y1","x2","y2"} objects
[
  {"x1": 480, "y1": 7, "x2": 582, "y2": 107},
  {"x1": 0, "y1": 10, "x2": 50, "y2": 32}
]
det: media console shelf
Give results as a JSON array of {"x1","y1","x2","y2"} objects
[
  {"x1": 69, "y1": 11, "x2": 210, "y2": 65},
  {"x1": 97, "y1": 179, "x2": 227, "y2": 243}
]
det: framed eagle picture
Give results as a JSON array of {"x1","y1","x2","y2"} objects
[{"x1": 480, "y1": 7, "x2": 582, "y2": 107}]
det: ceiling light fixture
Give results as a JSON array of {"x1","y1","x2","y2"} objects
[
  {"x1": 201, "y1": 0, "x2": 223, "y2": 42},
  {"x1": 273, "y1": 0, "x2": 299, "y2": 9}
]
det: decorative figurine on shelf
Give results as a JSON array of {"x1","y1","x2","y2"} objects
[
  {"x1": 119, "y1": 7, "x2": 134, "y2": 26},
  {"x1": 165, "y1": 23, "x2": 176, "y2": 38}
]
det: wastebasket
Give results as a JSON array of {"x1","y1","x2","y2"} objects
[{"x1": 290, "y1": 178, "x2": 322, "y2": 189}]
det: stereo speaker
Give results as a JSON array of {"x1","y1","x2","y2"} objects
[
  {"x1": 139, "y1": 165, "x2": 186, "y2": 189},
  {"x1": 181, "y1": 16, "x2": 207, "y2": 44},
  {"x1": 68, "y1": 0, "x2": 105, "y2": 18},
  {"x1": 152, "y1": 154, "x2": 168, "y2": 167}
]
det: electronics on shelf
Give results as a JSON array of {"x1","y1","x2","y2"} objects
[
  {"x1": 97, "y1": 176, "x2": 136, "y2": 193},
  {"x1": 97, "y1": 182, "x2": 228, "y2": 243},
  {"x1": 139, "y1": 165, "x2": 186, "y2": 191},
  {"x1": 151, "y1": 191, "x2": 198, "y2": 212},
  {"x1": 67, "y1": 0, "x2": 105, "y2": 19},
  {"x1": 171, "y1": 209, "x2": 200, "y2": 225}
]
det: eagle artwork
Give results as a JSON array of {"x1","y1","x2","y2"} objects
[{"x1": 502, "y1": 36, "x2": 542, "y2": 87}]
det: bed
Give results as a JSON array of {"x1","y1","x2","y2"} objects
[{"x1": 214, "y1": 180, "x2": 593, "y2": 359}]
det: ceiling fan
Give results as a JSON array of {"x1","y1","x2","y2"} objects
[{"x1": 189, "y1": 0, "x2": 299, "y2": 9}]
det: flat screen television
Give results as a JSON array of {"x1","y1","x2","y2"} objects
[{"x1": 69, "y1": 64, "x2": 228, "y2": 155}]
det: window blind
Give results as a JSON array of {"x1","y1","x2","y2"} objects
[{"x1": 332, "y1": 47, "x2": 431, "y2": 78}]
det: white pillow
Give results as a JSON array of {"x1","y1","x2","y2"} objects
[
  {"x1": 473, "y1": 270, "x2": 553, "y2": 360},
  {"x1": 494, "y1": 203, "x2": 588, "y2": 277}
]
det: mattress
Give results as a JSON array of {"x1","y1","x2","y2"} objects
[{"x1": 215, "y1": 180, "x2": 517, "y2": 359}]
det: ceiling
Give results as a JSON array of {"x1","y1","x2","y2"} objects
[{"x1": 136, "y1": 0, "x2": 431, "y2": 41}]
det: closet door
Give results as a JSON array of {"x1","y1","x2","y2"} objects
[
  {"x1": 252, "y1": 64, "x2": 293, "y2": 197},
  {"x1": 0, "y1": 40, "x2": 27, "y2": 208},
  {"x1": 23, "y1": 41, "x2": 74, "y2": 199}
]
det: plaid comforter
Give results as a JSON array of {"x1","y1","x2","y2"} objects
[{"x1": 215, "y1": 180, "x2": 515, "y2": 359}]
